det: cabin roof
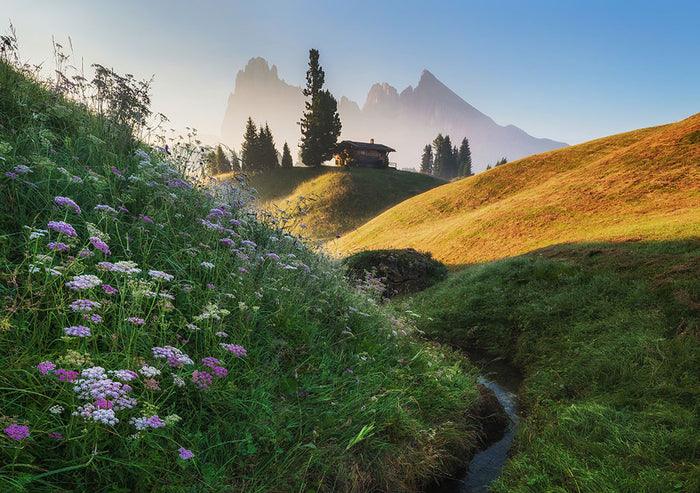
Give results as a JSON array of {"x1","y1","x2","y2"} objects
[{"x1": 340, "y1": 140, "x2": 396, "y2": 153}]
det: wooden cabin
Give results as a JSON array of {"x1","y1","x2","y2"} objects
[{"x1": 334, "y1": 139, "x2": 396, "y2": 168}]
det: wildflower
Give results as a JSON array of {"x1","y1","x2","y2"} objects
[
  {"x1": 192, "y1": 370, "x2": 213, "y2": 388},
  {"x1": 200, "y1": 261, "x2": 215, "y2": 269},
  {"x1": 49, "y1": 405, "x2": 64, "y2": 414},
  {"x1": 185, "y1": 323, "x2": 201, "y2": 331},
  {"x1": 47, "y1": 220, "x2": 77, "y2": 237},
  {"x1": 172, "y1": 375, "x2": 185, "y2": 387},
  {"x1": 79, "y1": 248, "x2": 94, "y2": 258},
  {"x1": 37, "y1": 361, "x2": 56, "y2": 374},
  {"x1": 71, "y1": 175, "x2": 83, "y2": 184},
  {"x1": 101, "y1": 284, "x2": 118, "y2": 294},
  {"x1": 89, "y1": 237, "x2": 111, "y2": 255},
  {"x1": 109, "y1": 369, "x2": 139, "y2": 381},
  {"x1": 85, "y1": 313, "x2": 102, "y2": 323},
  {"x1": 48, "y1": 432, "x2": 63, "y2": 440},
  {"x1": 5, "y1": 171, "x2": 18, "y2": 179},
  {"x1": 125, "y1": 317, "x2": 146, "y2": 325},
  {"x1": 164, "y1": 414, "x2": 182, "y2": 426},
  {"x1": 54, "y1": 368, "x2": 78, "y2": 383},
  {"x1": 148, "y1": 270, "x2": 174, "y2": 281},
  {"x1": 4, "y1": 424, "x2": 30, "y2": 440},
  {"x1": 69, "y1": 299, "x2": 102, "y2": 312},
  {"x1": 58, "y1": 350, "x2": 92, "y2": 367},
  {"x1": 47, "y1": 242, "x2": 70, "y2": 252},
  {"x1": 143, "y1": 378, "x2": 161, "y2": 391},
  {"x1": 109, "y1": 261, "x2": 141, "y2": 275},
  {"x1": 65, "y1": 274, "x2": 102, "y2": 290},
  {"x1": 94, "y1": 204, "x2": 118, "y2": 214},
  {"x1": 138, "y1": 365, "x2": 161, "y2": 378},
  {"x1": 220, "y1": 238, "x2": 235, "y2": 246},
  {"x1": 139, "y1": 214, "x2": 153, "y2": 224},
  {"x1": 13, "y1": 164, "x2": 32, "y2": 174},
  {"x1": 178, "y1": 447, "x2": 194, "y2": 460},
  {"x1": 152, "y1": 346, "x2": 194, "y2": 367},
  {"x1": 212, "y1": 366, "x2": 228, "y2": 378},
  {"x1": 73, "y1": 367, "x2": 136, "y2": 411},
  {"x1": 64, "y1": 325, "x2": 91, "y2": 337},
  {"x1": 220, "y1": 344, "x2": 247, "y2": 356},
  {"x1": 215, "y1": 331, "x2": 228, "y2": 338},
  {"x1": 207, "y1": 284, "x2": 215, "y2": 290},
  {"x1": 241, "y1": 240, "x2": 256, "y2": 248},
  {"x1": 201, "y1": 357, "x2": 221, "y2": 368},
  {"x1": 111, "y1": 167, "x2": 122, "y2": 176},
  {"x1": 54, "y1": 196, "x2": 81, "y2": 214},
  {"x1": 146, "y1": 415, "x2": 165, "y2": 428},
  {"x1": 265, "y1": 253, "x2": 280, "y2": 261}
]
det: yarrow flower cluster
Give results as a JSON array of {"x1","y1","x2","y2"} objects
[
  {"x1": 151, "y1": 346, "x2": 194, "y2": 368},
  {"x1": 64, "y1": 325, "x2": 91, "y2": 337},
  {"x1": 94, "y1": 204, "x2": 118, "y2": 214},
  {"x1": 98, "y1": 261, "x2": 141, "y2": 275},
  {"x1": 47, "y1": 242, "x2": 70, "y2": 252},
  {"x1": 90, "y1": 237, "x2": 111, "y2": 255},
  {"x1": 129, "y1": 415, "x2": 166, "y2": 431},
  {"x1": 4, "y1": 424, "x2": 30, "y2": 440},
  {"x1": 37, "y1": 361, "x2": 56, "y2": 374},
  {"x1": 200, "y1": 261, "x2": 215, "y2": 269},
  {"x1": 65, "y1": 275, "x2": 102, "y2": 290},
  {"x1": 47, "y1": 220, "x2": 77, "y2": 237},
  {"x1": 55, "y1": 368, "x2": 79, "y2": 382},
  {"x1": 72, "y1": 367, "x2": 137, "y2": 424},
  {"x1": 148, "y1": 270, "x2": 174, "y2": 281},
  {"x1": 54, "y1": 196, "x2": 81, "y2": 214},
  {"x1": 125, "y1": 317, "x2": 146, "y2": 325},
  {"x1": 138, "y1": 365, "x2": 161, "y2": 378},
  {"x1": 69, "y1": 299, "x2": 101, "y2": 312},
  {"x1": 178, "y1": 447, "x2": 194, "y2": 459},
  {"x1": 220, "y1": 344, "x2": 247, "y2": 356},
  {"x1": 192, "y1": 370, "x2": 213, "y2": 388}
]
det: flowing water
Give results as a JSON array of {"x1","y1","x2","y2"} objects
[{"x1": 435, "y1": 350, "x2": 522, "y2": 493}]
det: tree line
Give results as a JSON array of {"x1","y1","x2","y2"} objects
[{"x1": 420, "y1": 134, "x2": 472, "y2": 179}]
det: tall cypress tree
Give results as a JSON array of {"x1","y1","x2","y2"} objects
[
  {"x1": 299, "y1": 49, "x2": 341, "y2": 167},
  {"x1": 281, "y1": 142, "x2": 293, "y2": 168},
  {"x1": 420, "y1": 144, "x2": 433, "y2": 174}
]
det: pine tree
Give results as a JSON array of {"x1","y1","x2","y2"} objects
[
  {"x1": 457, "y1": 138, "x2": 472, "y2": 177},
  {"x1": 204, "y1": 150, "x2": 218, "y2": 176},
  {"x1": 299, "y1": 49, "x2": 342, "y2": 167},
  {"x1": 432, "y1": 134, "x2": 445, "y2": 178},
  {"x1": 258, "y1": 123, "x2": 278, "y2": 171},
  {"x1": 281, "y1": 142, "x2": 293, "y2": 168},
  {"x1": 241, "y1": 117, "x2": 259, "y2": 172},
  {"x1": 229, "y1": 148, "x2": 241, "y2": 172},
  {"x1": 420, "y1": 144, "x2": 433, "y2": 174},
  {"x1": 215, "y1": 145, "x2": 232, "y2": 174}
]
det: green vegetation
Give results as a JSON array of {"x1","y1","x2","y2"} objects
[
  {"x1": 344, "y1": 248, "x2": 448, "y2": 297},
  {"x1": 413, "y1": 240, "x2": 699, "y2": 491},
  {"x1": 247, "y1": 166, "x2": 445, "y2": 240},
  {"x1": 240, "y1": 117, "x2": 279, "y2": 172},
  {"x1": 0, "y1": 44, "x2": 486, "y2": 491},
  {"x1": 338, "y1": 114, "x2": 700, "y2": 265},
  {"x1": 420, "y1": 134, "x2": 472, "y2": 179}
]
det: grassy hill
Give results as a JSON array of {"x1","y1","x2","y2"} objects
[
  {"x1": 412, "y1": 240, "x2": 699, "y2": 492},
  {"x1": 237, "y1": 166, "x2": 446, "y2": 240},
  {"x1": 0, "y1": 49, "x2": 483, "y2": 491},
  {"x1": 336, "y1": 114, "x2": 700, "y2": 264}
]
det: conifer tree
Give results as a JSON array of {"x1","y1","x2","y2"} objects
[
  {"x1": 241, "y1": 117, "x2": 259, "y2": 172},
  {"x1": 215, "y1": 145, "x2": 232, "y2": 174},
  {"x1": 281, "y1": 142, "x2": 293, "y2": 168},
  {"x1": 299, "y1": 49, "x2": 342, "y2": 167},
  {"x1": 258, "y1": 123, "x2": 279, "y2": 170},
  {"x1": 420, "y1": 144, "x2": 433, "y2": 174},
  {"x1": 457, "y1": 138, "x2": 472, "y2": 177},
  {"x1": 432, "y1": 134, "x2": 445, "y2": 178}
]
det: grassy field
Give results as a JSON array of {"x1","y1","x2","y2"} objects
[
  {"x1": 412, "y1": 240, "x2": 699, "y2": 491},
  {"x1": 225, "y1": 166, "x2": 445, "y2": 241},
  {"x1": 0, "y1": 50, "x2": 485, "y2": 492},
  {"x1": 336, "y1": 115, "x2": 700, "y2": 265}
]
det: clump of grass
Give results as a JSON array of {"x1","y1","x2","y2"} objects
[
  {"x1": 0, "y1": 33, "x2": 484, "y2": 492},
  {"x1": 413, "y1": 241, "x2": 699, "y2": 491}
]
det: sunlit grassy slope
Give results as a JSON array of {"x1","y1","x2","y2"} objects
[
  {"x1": 243, "y1": 166, "x2": 446, "y2": 240},
  {"x1": 337, "y1": 114, "x2": 700, "y2": 264}
]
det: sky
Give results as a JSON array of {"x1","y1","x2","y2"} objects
[{"x1": 5, "y1": 0, "x2": 700, "y2": 145}]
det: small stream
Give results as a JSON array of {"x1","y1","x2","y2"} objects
[{"x1": 434, "y1": 350, "x2": 522, "y2": 493}]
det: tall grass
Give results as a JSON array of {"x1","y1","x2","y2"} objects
[
  {"x1": 0, "y1": 37, "x2": 482, "y2": 492},
  {"x1": 413, "y1": 241, "x2": 699, "y2": 491}
]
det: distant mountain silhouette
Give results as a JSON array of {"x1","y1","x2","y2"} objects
[{"x1": 221, "y1": 58, "x2": 567, "y2": 172}]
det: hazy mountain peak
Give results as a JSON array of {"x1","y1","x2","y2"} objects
[
  {"x1": 234, "y1": 57, "x2": 293, "y2": 95},
  {"x1": 419, "y1": 69, "x2": 438, "y2": 85},
  {"x1": 363, "y1": 82, "x2": 400, "y2": 110}
]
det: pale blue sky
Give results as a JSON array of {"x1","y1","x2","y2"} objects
[{"x1": 6, "y1": 0, "x2": 699, "y2": 144}]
